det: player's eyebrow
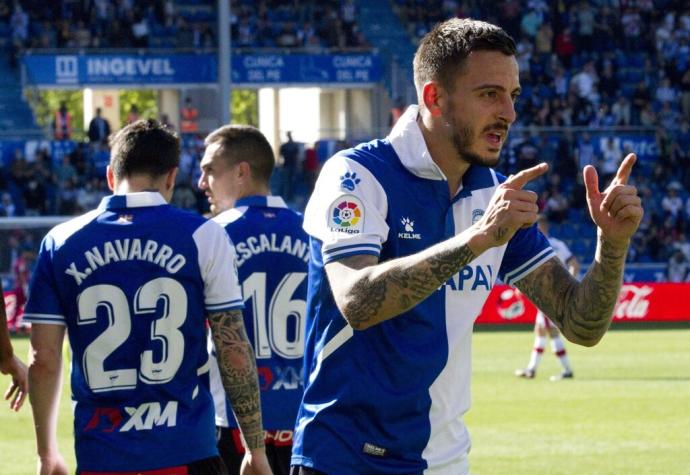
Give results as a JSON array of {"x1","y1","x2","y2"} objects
[{"x1": 472, "y1": 84, "x2": 522, "y2": 95}]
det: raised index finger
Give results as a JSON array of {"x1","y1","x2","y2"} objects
[
  {"x1": 504, "y1": 162, "x2": 549, "y2": 190},
  {"x1": 613, "y1": 153, "x2": 636, "y2": 185}
]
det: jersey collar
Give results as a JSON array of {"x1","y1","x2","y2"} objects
[
  {"x1": 98, "y1": 192, "x2": 168, "y2": 210},
  {"x1": 388, "y1": 105, "x2": 499, "y2": 197},
  {"x1": 388, "y1": 105, "x2": 447, "y2": 181},
  {"x1": 235, "y1": 195, "x2": 288, "y2": 209}
]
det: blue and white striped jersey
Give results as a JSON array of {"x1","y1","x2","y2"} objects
[
  {"x1": 209, "y1": 195, "x2": 309, "y2": 431},
  {"x1": 24, "y1": 192, "x2": 243, "y2": 472},
  {"x1": 292, "y1": 106, "x2": 554, "y2": 473}
]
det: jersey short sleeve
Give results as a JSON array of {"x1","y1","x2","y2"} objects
[
  {"x1": 303, "y1": 154, "x2": 389, "y2": 264},
  {"x1": 498, "y1": 224, "x2": 555, "y2": 286},
  {"x1": 193, "y1": 220, "x2": 244, "y2": 312},
  {"x1": 23, "y1": 234, "x2": 65, "y2": 325}
]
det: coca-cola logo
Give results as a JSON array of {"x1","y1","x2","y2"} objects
[
  {"x1": 496, "y1": 288, "x2": 526, "y2": 320},
  {"x1": 613, "y1": 285, "x2": 653, "y2": 320}
]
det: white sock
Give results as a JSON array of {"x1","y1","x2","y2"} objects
[
  {"x1": 551, "y1": 336, "x2": 571, "y2": 372},
  {"x1": 527, "y1": 336, "x2": 546, "y2": 371}
]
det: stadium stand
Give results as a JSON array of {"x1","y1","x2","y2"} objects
[{"x1": 1, "y1": 0, "x2": 690, "y2": 281}]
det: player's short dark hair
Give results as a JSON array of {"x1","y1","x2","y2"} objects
[
  {"x1": 109, "y1": 119, "x2": 180, "y2": 180},
  {"x1": 204, "y1": 124, "x2": 275, "y2": 185},
  {"x1": 413, "y1": 18, "x2": 516, "y2": 94}
]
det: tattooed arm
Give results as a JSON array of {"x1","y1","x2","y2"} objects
[
  {"x1": 516, "y1": 154, "x2": 643, "y2": 346},
  {"x1": 326, "y1": 234, "x2": 478, "y2": 330},
  {"x1": 207, "y1": 309, "x2": 264, "y2": 450},
  {"x1": 516, "y1": 237, "x2": 627, "y2": 346}
]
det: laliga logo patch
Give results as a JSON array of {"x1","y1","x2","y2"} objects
[
  {"x1": 472, "y1": 209, "x2": 484, "y2": 224},
  {"x1": 329, "y1": 196, "x2": 364, "y2": 234},
  {"x1": 339, "y1": 171, "x2": 361, "y2": 191}
]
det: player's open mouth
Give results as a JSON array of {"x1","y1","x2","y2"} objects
[{"x1": 485, "y1": 132, "x2": 502, "y2": 146}]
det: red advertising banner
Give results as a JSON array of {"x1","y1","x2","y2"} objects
[{"x1": 476, "y1": 283, "x2": 690, "y2": 324}]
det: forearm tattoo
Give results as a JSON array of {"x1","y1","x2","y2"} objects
[
  {"x1": 346, "y1": 243, "x2": 476, "y2": 329},
  {"x1": 208, "y1": 309, "x2": 264, "y2": 450},
  {"x1": 516, "y1": 240, "x2": 627, "y2": 345}
]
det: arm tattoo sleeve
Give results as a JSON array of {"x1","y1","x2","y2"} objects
[
  {"x1": 207, "y1": 309, "x2": 264, "y2": 450},
  {"x1": 516, "y1": 239, "x2": 627, "y2": 346},
  {"x1": 341, "y1": 240, "x2": 477, "y2": 329}
]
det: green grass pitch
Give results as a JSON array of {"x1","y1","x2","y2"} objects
[{"x1": 1, "y1": 328, "x2": 689, "y2": 474}]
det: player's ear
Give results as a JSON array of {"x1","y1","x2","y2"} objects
[
  {"x1": 165, "y1": 167, "x2": 179, "y2": 192},
  {"x1": 106, "y1": 166, "x2": 115, "y2": 191},
  {"x1": 237, "y1": 161, "x2": 251, "y2": 180},
  {"x1": 422, "y1": 81, "x2": 444, "y2": 118}
]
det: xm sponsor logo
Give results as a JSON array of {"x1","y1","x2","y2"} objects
[
  {"x1": 84, "y1": 401, "x2": 179, "y2": 433},
  {"x1": 120, "y1": 401, "x2": 178, "y2": 432}
]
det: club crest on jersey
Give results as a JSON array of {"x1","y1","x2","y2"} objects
[
  {"x1": 472, "y1": 209, "x2": 484, "y2": 224},
  {"x1": 398, "y1": 217, "x2": 421, "y2": 240},
  {"x1": 339, "y1": 171, "x2": 361, "y2": 191},
  {"x1": 329, "y1": 196, "x2": 363, "y2": 234}
]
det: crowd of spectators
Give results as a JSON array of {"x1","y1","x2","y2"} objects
[
  {"x1": 2, "y1": 0, "x2": 220, "y2": 67},
  {"x1": 1, "y1": 0, "x2": 368, "y2": 69},
  {"x1": 231, "y1": 0, "x2": 368, "y2": 49},
  {"x1": 0, "y1": 134, "x2": 210, "y2": 219}
]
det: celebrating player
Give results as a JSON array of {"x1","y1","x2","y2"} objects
[
  {"x1": 291, "y1": 18, "x2": 643, "y2": 474},
  {"x1": 199, "y1": 124, "x2": 308, "y2": 475},
  {"x1": 515, "y1": 216, "x2": 579, "y2": 381},
  {"x1": 24, "y1": 120, "x2": 270, "y2": 475}
]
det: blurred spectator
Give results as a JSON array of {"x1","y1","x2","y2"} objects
[
  {"x1": 632, "y1": 81, "x2": 652, "y2": 123},
  {"x1": 126, "y1": 104, "x2": 140, "y2": 124},
  {"x1": 132, "y1": 12, "x2": 150, "y2": 48},
  {"x1": 575, "y1": 132, "x2": 597, "y2": 169},
  {"x1": 661, "y1": 182, "x2": 684, "y2": 225},
  {"x1": 180, "y1": 97, "x2": 199, "y2": 133},
  {"x1": 0, "y1": 192, "x2": 16, "y2": 217},
  {"x1": 303, "y1": 144, "x2": 318, "y2": 194},
  {"x1": 597, "y1": 61, "x2": 619, "y2": 102},
  {"x1": 658, "y1": 102, "x2": 681, "y2": 131},
  {"x1": 656, "y1": 77, "x2": 679, "y2": 105},
  {"x1": 389, "y1": 96, "x2": 405, "y2": 127},
  {"x1": 611, "y1": 96, "x2": 632, "y2": 126},
  {"x1": 53, "y1": 102, "x2": 72, "y2": 140},
  {"x1": 554, "y1": 27, "x2": 576, "y2": 68},
  {"x1": 639, "y1": 103, "x2": 657, "y2": 126},
  {"x1": 667, "y1": 250, "x2": 688, "y2": 282},
  {"x1": 621, "y1": 7, "x2": 643, "y2": 51},
  {"x1": 543, "y1": 186, "x2": 570, "y2": 223},
  {"x1": 87, "y1": 108, "x2": 111, "y2": 145},
  {"x1": 279, "y1": 131, "x2": 299, "y2": 201},
  {"x1": 672, "y1": 233, "x2": 690, "y2": 262},
  {"x1": 570, "y1": 61, "x2": 598, "y2": 104},
  {"x1": 576, "y1": 0, "x2": 595, "y2": 51},
  {"x1": 600, "y1": 137, "x2": 623, "y2": 183}
]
